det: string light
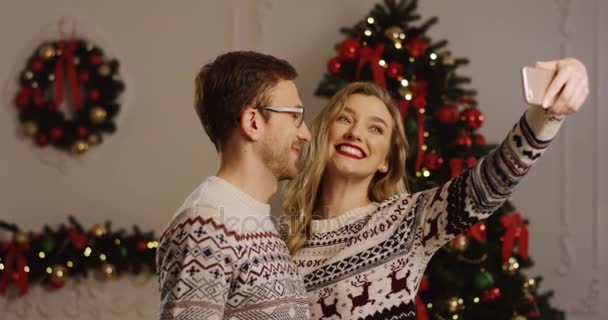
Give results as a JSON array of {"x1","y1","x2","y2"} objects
[
  {"x1": 424, "y1": 131, "x2": 430, "y2": 137},
  {"x1": 364, "y1": 29, "x2": 372, "y2": 36},
  {"x1": 378, "y1": 60, "x2": 387, "y2": 67},
  {"x1": 423, "y1": 170, "x2": 431, "y2": 177},
  {"x1": 430, "y1": 53, "x2": 437, "y2": 60},
  {"x1": 474, "y1": 297, "x2": 480, "y2": 303},
  {"x1": 114, "y1": 239, "x2": 121, "y2": 245},
  {"x1": 46, "y1": 267, "x2": 53, "y2": 274},
  {"x1": 99, "y1": 254, "x2": 107, "y2": 261},
  {"x1": 0, "y1": 263, "x2": 4, "y2": 270},
  {"x1": 405, "y1": 93, "x2": 413, "y2": 101},
  {"x1": 395, "y1": 42, "x2": 402, "y2": 49},
  {"x1": 401, "y1": 79, "x2": 409, "y2": 87},
  {"x1": 24, "y1": 266, "x2": 30, "y2": 273},
  {"x1": 427, "y1": 303, "x2": 433, "y2": 309},
  {"x1": 84, "y1": 247, "x2": 92, "y2": 257},
  {"x1": 367, "y1": 17, "x2": 375, "y2": 24},
  {"x1": 67, "y1": 261, "x2": 74, "y2": 268},
  {"x1": 39, "y1": 251, "x2": 46, "y2": 259},
  {"x1": 409, "y1": 57, "x2": 415, "y2": 63}
]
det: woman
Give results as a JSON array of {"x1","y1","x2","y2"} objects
[{"x1": 284, "y1": 58, "x2": 589, "y2": 319}]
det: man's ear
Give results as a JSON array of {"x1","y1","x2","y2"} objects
[{"x1": 240, "y1": 108, "x2": 264, "y2": 142}]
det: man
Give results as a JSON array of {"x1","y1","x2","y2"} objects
[{"x1": 157, "y1": 51, "x2": 312, "y2": 320}]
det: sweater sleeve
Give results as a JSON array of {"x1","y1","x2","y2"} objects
[
  {"x1": 410, "y1": 105, "x2": 564, "y2": 257},
  {"x1": 157, "y1": 208, "x2": 234, "y2": 320}
]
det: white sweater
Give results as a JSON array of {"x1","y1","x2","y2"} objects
[
  {"x1": 294, "y1": 106, "x2": 564, "y2": 320},
  {"x1": 157, "y1": 176, "x2": 310, "y2": 320}
]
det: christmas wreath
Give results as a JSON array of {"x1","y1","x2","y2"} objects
[{"x1": 14, "y1": 39, "x2": 124, "y2": 154}]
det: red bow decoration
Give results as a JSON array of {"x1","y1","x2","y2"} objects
[
  {"x1": 467, "y1": 222, "x2": 487, "y2": 242},
  {"x1": 0, "y1": 241, "x2": 30, "y2": 296},
  {"x1": 355, "y1": 44, "x2": 386, "y2": 88},
  {"x1": 415, "y1": 277, "x2": 429, "y2": 320},
  {"x1": 500, "y1": 212, "x2": 529, "y2": 262},
  {"x1": 52, "y1": 41, "x2": 82, "y2": 111}
]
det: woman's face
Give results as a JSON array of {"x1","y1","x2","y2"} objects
[{"x1": 326, "y1": 93, "x2": 394, "y2": 181}]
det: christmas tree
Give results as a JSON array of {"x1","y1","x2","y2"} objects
[{"x1": 316, "y1": 0, "x2": 564, "y2": 319}]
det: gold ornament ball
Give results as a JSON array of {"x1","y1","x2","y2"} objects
[
  {"x1": 71, "y1": 140, "x2": 89, "y2": 155},
  {"x1": 51, "y1": 264, "x2": 68, "y2": 281},
  {"x1": 89, "y1": 107, "x2": 107, "y2": 124},
  {"x1": 384, "y1": 26, "x2": 404, "y2": 41},
  {"x1": 24, "y1": 70, "x2": 34, "y2": 80},
  {"x1": 90, "y1": 224, "x2": 107, "y2": 237},
  {"x1": 451, "y1": 235, "x2": 469, "y2": 252},
  {"x1": 98, "y1": 64, "x2": 111, "y2": 77},
  {"x1": 100, "y1": 262, "x2": 116, "y2": 280},
  {"x1": 15, "y1": 232, "x2": 29, "y2": 243},
  {"x1": 21, "y1": 121, "x2": 39, "y2": 137},
  {"x1": 88, "y1": 133, "x2": 101, "y2": 145},
  {"x1": 502, "y1": 257, "x2": 520, "y2": 275},
  {"x1": 523, "y1": 278, "x2": 537, "y2": 293},
  {"x1": 446, "y1": 296, "x2": 463, "y2": 313},
  {"x1": 38, "y1": 45, "x2": 56, "y2": 60}
]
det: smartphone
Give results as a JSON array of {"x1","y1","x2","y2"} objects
[{"x1": 522, "y1": 66, "x2": 556, "y2": 107}]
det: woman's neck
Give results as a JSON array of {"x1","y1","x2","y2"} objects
[{"x1": 317, "y1": 173, "x2": 373, "y2": 219}]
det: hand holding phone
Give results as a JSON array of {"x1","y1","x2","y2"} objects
[{"x1": 521, "y1": 66, "x2": 556, "y2": 108}]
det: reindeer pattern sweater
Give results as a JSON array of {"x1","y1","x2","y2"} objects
[{"x1": 294, "y1": 106, "x2": 564, "y2": 320}]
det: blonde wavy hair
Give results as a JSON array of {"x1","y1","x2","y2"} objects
[{"x1": 283, "y1": 82, "x2": 409, "y2": 255}]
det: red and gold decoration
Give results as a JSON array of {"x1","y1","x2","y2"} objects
[
  {"x1": 13, "y1": 39, "x2": 124, "y2": 155},
  {"x1": 0, "y1": 218, "x2": 156, "y2": 297}
]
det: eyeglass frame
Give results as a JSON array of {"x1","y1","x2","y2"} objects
[{"x1": 253, "y1": 106, "x2": 305, "y2": 128}]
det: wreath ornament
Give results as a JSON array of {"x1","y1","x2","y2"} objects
[{"x1": 14, "y1": 36, "x2": 124, "y2": 155}]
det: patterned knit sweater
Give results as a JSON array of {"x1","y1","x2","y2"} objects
[
  {"x1": 157, "y1": 176, "x2": 310, "y2": 320},
  {"x1": 294, "y1": 106, "x2": 564, "y2": 320}
]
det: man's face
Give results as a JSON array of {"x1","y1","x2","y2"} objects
[{"x1": 259, "y1": 80, "x2": 311, "y2": 180}]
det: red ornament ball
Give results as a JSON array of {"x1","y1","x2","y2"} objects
[
  {"x1": 454, "y1": 134, "x2": 473, "y2": 148},
  {"x1": 15, "y1": 88, "x2": 30, "y2": 108},
  {"x1": 30, "y1": 59, "x2": 44, "y2": 72},
  {"x1": 136, "y1": 240, "x2": 149, "y2": 252},
  {"x1": 90, "y1": 55, "x2": 103, "y2": 66},
  {"x1": 88, "y1": 89, "x2": 100, "y2": 101},
  {"x1": 327, "y1": 57, "x2": 342, "y2": 75},
  {"x1": 35, "y1": 133, "x2": 48, "y2": 146},
  {"x1": 481, "y1": 287, "x2": 502, "y2": 301},
  {"x1": 79, "y1": 70, "x2": 91, "y2": 82},
  {"x1": 465, "y1": 156, "x2": 477, "y2": 168},
  {"x1": 386, "y1": 62, "x2": 403, "y2": 79},
  {"x1": 437, "y1": 104, "x2": 459, "y2": 125},
  {"x1": 77, "y1": 126, "x2": 89, "y2": 138},
  {"x1": 338, "y1": 38, "x2": 360, "y2": 61},
  {"x1": 50, "y1": 127, "x2": 64, "y2": 141},
  {"x1": 405, "y1": 37, "x2": 428, "y2": 58},
  {"x1": 460, "y1": 107, "x2": 484, "y2": 130},
  {"x1": 423, "y1": 153, "x2": 444, "y2": 171},
  {"x1": 473, "y1": 134, "x2": 486, "y2": 146}
]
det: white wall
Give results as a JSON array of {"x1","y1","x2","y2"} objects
[{"x1": 0, "y1": 0, "x2": 605, "y2": 319}]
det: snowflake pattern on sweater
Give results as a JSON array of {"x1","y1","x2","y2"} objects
[{"x1": 294, "y1": 106, "x2": 563, "y2": 320}]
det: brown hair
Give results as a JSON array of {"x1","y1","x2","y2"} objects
[
  {"x1": 283, "y1": 82, "x2": 409, "y2": 254},
  {"x1": 194, "y1": 51, "x2": 297, "y2": 151}
]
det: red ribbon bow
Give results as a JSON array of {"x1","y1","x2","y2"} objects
[
  {"x1": 0, "y1": 241, "x2": 30, "y2": 296},
  {"x1": 53, "y1": 41, "x2": 82, "y2": 111},
  {"x1": 500, "y1": 212, "x2": 529, "y2": 262},
  {"x1": 355, "y1": 44, "x2": 386, "y2": 88}
]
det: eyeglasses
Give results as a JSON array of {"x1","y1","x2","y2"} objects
[{"x1": 255, "y1": 106, "x2": 305, "y2": 128}]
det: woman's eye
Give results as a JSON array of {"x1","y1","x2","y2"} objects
[
  {"x1": 371, "y1": 126, "x2": 383, "y2": 134},
  {"x1": 337, "y1": 115, "x2": 351, "y2": 123}
]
